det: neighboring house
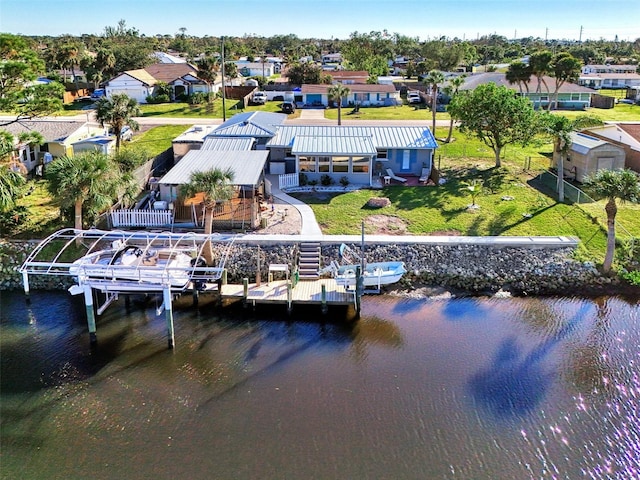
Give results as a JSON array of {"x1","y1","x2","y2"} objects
[
  {"x1": 56, "y1": 69, "x2": 88, "y2": 84},
  {"x1": 328, "y1": 71, "x2": 370, "y2": 85},
  {"x1": 460, "y1": 72, "x2": 595, "y2": 110},
  {"x1": 266, "y1": 125, "x2": 438, "y2": 186},
  {"x1": 152, "y1": 51, "x2": 187, "y2": 64},
  {"x1": 205, "y1": 111, "x2": 287, "y2": 150},
  {"x1": 2, "y1": 121, "x2": 105, "y2": 173},
  {"x1": 235, "y1": 62, "x2": 276, "y2": 78},
  {"x1": 322, "y1": 53, "x2": 342, "y2": 65},
  {"x1": 578, "y1": 73, "x2": 640, "y2": 90},
  {"x1": 582, "y1": 123, "x2": 640, "y2": 173},
  {"x1": 554, "y1": 132, "x2": 625, "y2": 183},
  {"x1": 582, "y1": 65, "x2": 637, "y2": 74},
  {"x1": 157, "y1": 149, "x2": 269, "y2": 230},
  {"x1": 301, "y1": 84, "x2": 400, "y2": 107},
  {"x1": 105, "y1": 63, "x2": 211, "y2": 103},
  {"x1": 105, "y1": 69, "x2": 156, "y2": 103},
  {"x1": 72, "y1": 136, "x2": 116, "y2": 156}
]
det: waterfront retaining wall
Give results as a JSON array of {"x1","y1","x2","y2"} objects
[{"x1": 1, "y1": 237, "x2": 618, "y2": 296}]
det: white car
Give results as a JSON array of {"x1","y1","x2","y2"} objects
[
  {"x1": 252, "y1": 91, "x2": 268, "y2": 105},
  {"x1": 407, "y1": 91, "x2": 422, "y2": 104}
]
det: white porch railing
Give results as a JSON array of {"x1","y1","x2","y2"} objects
[
  {"x1": 278, "y1": 173, "x2": 299, "y2": 190},
  {"x1": 110, "y1": 209, "x2": 174, "y2": 228}
]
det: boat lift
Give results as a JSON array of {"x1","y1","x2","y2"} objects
[{"x1": 19, "y1": 228, "x2": 238, "y2": 348}]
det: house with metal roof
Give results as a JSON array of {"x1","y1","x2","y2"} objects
[
  {"x1": 266, "y1": 125, "x2": 438, "y2": 186},
  {"x1": 582, "y1": 123, "x2": 640, "y2": 173},
  {"x1": 157, "y1": 149, "x2": 269, "y2": 230},
  {"x1": 205, "y1": 111, "x2": 287, "y2": 149},
  {"x1": 554, "y1": 132, "x2": 625, "y2": 183}
]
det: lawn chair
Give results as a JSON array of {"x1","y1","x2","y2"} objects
[
  {"x1": 419, "y1": 167, "x2": 430, "y2": 184},
  {"x1": 385, "y1": 168, "x2": 407, "y2": 184}
]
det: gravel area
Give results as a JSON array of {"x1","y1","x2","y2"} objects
[{"x1": 254, "y1": 196, "x2": 302, "y2": 235}]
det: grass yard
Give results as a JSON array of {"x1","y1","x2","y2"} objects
[
  {"x1": 555, "y1": 103, "x2": 640, "y2": 122},
  {"x1": 324, "y1": 104, "x2": 450, "y2": 121},
  {"x1": 139, "y1": 100, "x2": 298, "y2": 119},
  {"x1": 128, "y1": 124, "x2": 192, "y2": 157}
]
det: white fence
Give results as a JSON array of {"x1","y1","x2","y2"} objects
[
  {"x1": 110, "y1": 209, "x2": 174, "y2": 228},
  {"x1": 278, "y1": 173, "x2": 299, "y2": 190}
]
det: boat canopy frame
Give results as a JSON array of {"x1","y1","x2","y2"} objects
[{"x1": 19, "y1": 228, "x2": 238, "y2": 293}]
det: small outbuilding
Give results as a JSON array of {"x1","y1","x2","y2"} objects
[{"x1": 555, "y1": 132, "x2": 626, "y2": 183}]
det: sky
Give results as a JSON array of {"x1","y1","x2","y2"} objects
[{"x1": 1, "y1": 0, "x2": 638, "y2": 42}]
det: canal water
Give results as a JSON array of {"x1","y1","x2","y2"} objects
[{"x1": 1, "y1": 291, "x2": 639, "y2": 479}]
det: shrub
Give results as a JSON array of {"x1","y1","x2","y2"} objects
[
  {"x1": 340, "y1": 176, "x2": 350, "y2": 187},
  {"x1": 299, "y1": 172, "x2": 308, "y2": 186},
  {"x1": 0, "y1": 205, "x2": 28, "y2": 234},
  {"x1": 145, "y1": 94, "x2": 171, "y2": 104},
  {"x1": 321, "y1": 174, "x2": 333, "y2": 186}
]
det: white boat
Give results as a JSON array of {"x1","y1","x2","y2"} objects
[
  {"x1": 69, "y1": 241, "x2": 200, "y2": 293},
  {"x1": 334, "y1": 261, "x2": 407, "y2": 289}
]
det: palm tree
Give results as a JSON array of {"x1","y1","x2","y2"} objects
[
  {"x1": 94, "y1": 93, "x2": 141, "y2": 153},
  {"x1": 442, "y1": 74, "x2": 466, "y2": 143},
  {"x1": 196, "y1": 55, "x2": 220, "y2": 93},
  {"x1": 529, "y1": 50, "x2": 552, "y2": 108},
  {"x1": 328, "y1": 83, "x2": 350, "y2": 126},
  {"x1": 542, "y1": 113, "x2": 602, "y2": 202},
  {"x1": 0, "y1": 165, "x2": 25, "y2": 212},
  {"x1": 583, "y1": 169, "x2": 640, "y2": 274},
  {"x1": 505, "y1": 61, "x2": 532, "y2": 94},
  {"x1": 423, "y1": 69, "x2": 445, "y2": 134},
  {"x1": 181, "y1": 168, "x2": 235, "y2": 265},
  {"x1": 45, "y1": 151, "x2": 136, "y2": 231}
]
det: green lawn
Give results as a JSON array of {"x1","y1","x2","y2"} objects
[
  {"x1": 138, "y1": 99, "x2": 297, "y2": 119},
  {"x1": 554, "y1": 103, "x2": 640, "y2": 122},
  {"x1": 323, "y1": 104, "x2": 450, "y2": 121},
  {"x1": 128, "y1": 124, "x2": 193, "y2": 157}
]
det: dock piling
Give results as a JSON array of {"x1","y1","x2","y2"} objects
[
  {"x1": 163, "y1": 286, "x2": 175, "y2": 349},
  {"x1": 83, "y1": 284, "x2": 97, "y2": 344}
]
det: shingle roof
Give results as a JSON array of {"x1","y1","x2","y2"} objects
[
  {"x1": 292, "y1": 135, "x2": 377, "y2": 155},
  {"x1": 302, "y1": 84, "x2": 397, "y2": 94},
  {"x1": 461, "y1": 73, "x2": 595, "y2": 94},
  {"x1": 268, "y1": 125, "x2": 438, "y2": 150},
  {"x1": 208, "y1": 111, "x2": 287, "y2": 138},
  {"x1": 144, "y1": 63, "x2": 199, "y2": 83},
  {"x1": 159, "y1": 150, "x2": 268, "y2": 186},
  {"x1": 121, "y1": 69, "x2": 157, "y2": 86},
  {"x1": 2, "y1": 121, "x2": 88, "y2": 142}
]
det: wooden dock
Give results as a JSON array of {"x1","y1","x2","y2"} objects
[{"x1": 220, "y1": 278, "x2": 356, "y2": 309}]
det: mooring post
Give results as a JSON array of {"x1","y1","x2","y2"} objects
[
  {"x1": 22, "y1": 271, "x2": 30, "y2": 304},
  {"x1": 192, "y1": 285, "x2": 199, "y2": 307},
  {"x1": 83, "y1": 283, "x2": 97, "y2": 344},
  {"x1": 287, "y1": 282, "x2": 292, "y2": 314},
  {"x1": 355, "y1": 266, "x2": 363, "y2": 318},
  {"x1": 243, "y1": 277, "x2": 249, "y2": 308},
  {"x1": 321, "y1": 284, "x2": 328, "y2": 314},
  {"x1": 163, "y1": 286, "x2": 175, "y2": 349}
]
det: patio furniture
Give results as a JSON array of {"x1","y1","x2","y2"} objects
[
  {"x1": 419, "y1": 168, "x2": 430, "y2": 184},
  {"x1": 385, "y1": 168, "x2": 407, "y2": 184}
]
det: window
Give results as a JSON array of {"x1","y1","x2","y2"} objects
[
  {"x1": 540, "y1": 96, "x2": 549, "y2": 102},
  {"x1": 377, "y1": 149, "x2": 388, "y2": 160},
  {"x1": 571, "y1": 94, "x2": 580, "y2": 101},
  {"x1": 318, "y1": 156, "x2": 330, "y2": 173},
  {"x1": 299, "y1": 156, "x2": 315, "y2": 172},
  {"x1": 352, "y1": 156, "x2": 369, "y2": 173},
  {"x1": 332, "y1": 156, "x2": 349, "y2": 173}
]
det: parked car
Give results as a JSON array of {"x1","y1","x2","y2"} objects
[
  {"x1": 119, "y1": 126, "x2": 133, "y2": 142},
  {"x1": 407, "y1": 91, "x2": 422, "y2": 104},
  {"x1": 252, "y1": 91, "x2": 268, "y2": 105},
  {"x1": 618, "y1": 98, "x2": 635, "y2": 105},
  {"x1": 281, "y1": 101, "x2": 296, "y2": 114},
  {"x1": 90, "y1": 88, "x2": 106, "y2": 101}
]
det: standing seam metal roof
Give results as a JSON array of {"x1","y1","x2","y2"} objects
[
  {"x1": 201, "y1": 137, "x2": 255, "y2": 151},
  {"x1": 291, "y1": 135, "x2": 377, "y2": 155},
  {"x1": 209, "y1": 111, "x2": 287, "y2": 138},
  {"x1": 268, "y1": 125, "x2": 438, "y2": 149},
  {"x1": 158, "y1": 150, "x2": 268, "y2": 186}
]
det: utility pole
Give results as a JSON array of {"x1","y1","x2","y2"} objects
[
  {"x1": 579, "y1": 25, "x2": 583, "y2": 43},
  {"x1": 221, "y1": 36, "x2": 226, "y2": 122}
]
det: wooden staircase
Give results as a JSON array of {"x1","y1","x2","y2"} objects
[{"x1": 297, "y1": 242, "x2": 321, "y2": 281}]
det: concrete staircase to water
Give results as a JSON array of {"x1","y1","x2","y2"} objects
[{"x1": 298, "y1": 242, "x2": 321, "y2": 280}]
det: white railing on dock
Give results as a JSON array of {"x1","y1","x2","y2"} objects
[
  {"x1": 278, "y1": 173, "x2": 299, "y2": 190},
  {"x1": 110, "y1": 209, "x2": 174, "y2": 228}
]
